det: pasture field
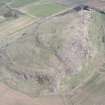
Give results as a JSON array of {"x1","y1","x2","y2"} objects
[
  {"x1": 0, "y1": 16, "x2": 34, "y2": 35},
  {"x1": 20, "y1": 0, "x2": 67, "y2": 17},
  {"x1": 26, "y1": 3, "x2": 66, "y2": 17},
  {"x1": 0, "y1": 15, "x2": 36, "y2": 45},
  {"x1": 0, "y1": 0, "x2": 67, "y2": 17},
  {"x1": 11, "y1": 0, "x2": 39, "y2": 8}
]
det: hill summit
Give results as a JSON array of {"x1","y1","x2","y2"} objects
[{"x1": 0, "y1": 5, "x2": 105, "y2": 97}]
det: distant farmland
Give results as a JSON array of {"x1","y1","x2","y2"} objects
[
  {"x1": 0, "y1": 0, "x2": 67, "y2": 17},
  {"x1": 11, "y1": 0, "x2": 39, "y2": 8},
  {"x1": 25, "y1": 3, "x2": 66, "y2": 17},
  {"x1": 18, "y1": 0, "x2": 67, "y2": 17}
]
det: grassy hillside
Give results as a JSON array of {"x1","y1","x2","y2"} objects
[
  {"x1": 0, "y1": 2, "x2": 105, "y2": 100},
  {"x1": 64, "y1": 10, "x2": 105, "y2": 105},
  {"x1": 20, "y1": 0, "x2": 67, "y2": 17},
  {"x1": 89, "y1": 11, "x2": 105, "y2": 51},
  {"x1": 0, "y1": 9, "x2": 93, "y2": 96}
]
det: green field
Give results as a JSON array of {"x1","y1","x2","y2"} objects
[
  {"x1": 0, "y1": 0, "x2": 67, "y2": 17},
  {"x1": 11, "y1": 0, "x2": 38, "y2": 7},
  {"x1": 25, "y1": 3, "x2": 66, "y2": 17}
]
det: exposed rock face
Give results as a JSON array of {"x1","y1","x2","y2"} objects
[{"x1": 0, "y1": 8, "x2": 104, "y2": 96}]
